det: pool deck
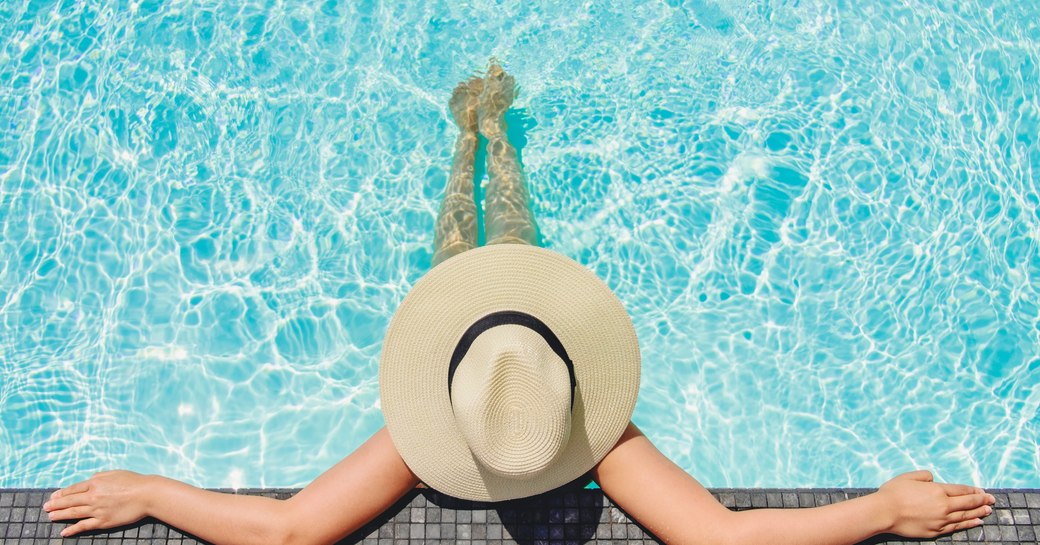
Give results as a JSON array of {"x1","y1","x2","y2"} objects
[{"x1": 2, "y1": 487, "x2": 1038, "y2": 544}]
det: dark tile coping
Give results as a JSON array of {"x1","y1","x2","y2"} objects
[{"x1": 3, "y1": 487, "x2": 1038, "y2": 544}]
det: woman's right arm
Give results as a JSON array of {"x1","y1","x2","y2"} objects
[{"x1": 44, "y1": 427, "x2": 420, "y2": 545}]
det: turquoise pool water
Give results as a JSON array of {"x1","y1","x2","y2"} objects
[{"x1": 1, "y1": 1, "x2": 1038, "y2": 489}]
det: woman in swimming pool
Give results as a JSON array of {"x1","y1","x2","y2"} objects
[{"x1": 43, "y1": 62, "x2": 995, "y2": 545}]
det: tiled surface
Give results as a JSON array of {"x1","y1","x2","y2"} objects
[{"x1": 3, "y1": 487, "x2": 1038, "y2": 544}]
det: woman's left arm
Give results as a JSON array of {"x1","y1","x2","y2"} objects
[{"x1": 591, "y1": 423, "x2": 994, "y2": 545}]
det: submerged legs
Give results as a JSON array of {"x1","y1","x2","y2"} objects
[
  {"x1": 431, "y1": 62, "x2": 536, "y2": 267},
  {"x1": 432, "y1": 78, "x2": 483, "y2": 267},
  {"x1": 479, "y1": 63, "x2": 537, "y2": 247}
]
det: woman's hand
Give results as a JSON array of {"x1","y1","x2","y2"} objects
[
  {"x1": 876, "y1": 469, "x2": 995, "y2": 538},
  {"x1": 43, "y1": 470, "x2": 152, "y2": 537}
]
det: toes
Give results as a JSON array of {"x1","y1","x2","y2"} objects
[
  {"x1": 449, "y1": 78, "x2": 482, "y2": 129},
  {"x1": 495, "y1": 75, "x2": 516, "y2": 98},
  {"x1": 475, "y1": 61, "x2": 516, "y2": 133},
  {"x1": 449, "y1": 82, "x2": 469, "y2": 106},
  {"x1": 480, "y1": 73, "x2": 515, "y2": 113},
  {"x1": 487, "y1": 62, "x2": 505, "y2": 80},
  {"x1": 451, "y1": 79, "x2": 481, "y2": 104}
]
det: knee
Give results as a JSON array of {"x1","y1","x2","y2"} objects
[
  {"x1": 485, "y1": 234, "x2": 534, "y2": 246},
  {"x1": 432, "y1": 241, "x2": 475, "y2": 266}
]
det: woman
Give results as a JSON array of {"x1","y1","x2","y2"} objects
[{"x1": 43, "y1": 62, "x2": 994, "y2": 545}]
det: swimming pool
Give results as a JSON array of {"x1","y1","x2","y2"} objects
[{"x1": 1, "y1": 0, "x2": 1037, "y2": 489}]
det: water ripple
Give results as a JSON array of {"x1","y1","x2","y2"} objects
[{"x1": 1, "y1": 0, "x2": 1037, "y2": 488}]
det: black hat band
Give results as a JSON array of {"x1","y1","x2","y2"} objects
[{"x1": 447, "y1": 311, "x2": 577, "y2": 409}]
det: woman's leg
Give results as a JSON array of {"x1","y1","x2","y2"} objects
[
  {"x1": 432, "y1": 78, "x2": 483, "y2": 267},
  {"x1": 479, "y1": 63, "x2": 537, "y2": 246}
]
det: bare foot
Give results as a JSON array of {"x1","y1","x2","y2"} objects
[
  {"x1": 478, "y1": 62, "x2": 516, "y2": 137},
  {"x1": 449, "y1": 77, "x2": 483, "y2": 133}
]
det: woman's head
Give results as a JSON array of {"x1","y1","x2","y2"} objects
[{"x1": 379, "y1": 244, "x2": 640, "y2": 501}]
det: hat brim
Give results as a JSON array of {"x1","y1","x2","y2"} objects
[{"x1": 380, "y1": 245, "x2": 641, "y2": 501}]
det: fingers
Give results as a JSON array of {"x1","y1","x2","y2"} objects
[
  {"x1": 51, "y1": 480, "x2": 90, "y2": 500},
  {"x1": 939, "y1": 482, "x2": 984, "y2": 497},
  {"x1": 47, "y1": 504, "x2": 94, "y2": 522},
  {"x1": 60, "y1": 518, "x2": 101, "y2": 537},
  {"x1": 900, "y1": 469, "x2": 934, "y2": 482},
  {"x1": 44, "y1": 489, "x2": 92, "y2": 513},
  {"x1": 947, "y1": 492, "x2": 996, "y2": 512},
  {"x1": 938, "y1": 518, "x2": 983, "y2": 535},
  {"x1": 947, "y1": 503, "x2": 993, "y2": 523}
]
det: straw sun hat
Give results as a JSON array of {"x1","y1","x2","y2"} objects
[{"x1": 379, "y1": 244, "x2": 641, "y2": 501}]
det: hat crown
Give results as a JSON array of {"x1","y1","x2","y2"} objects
[{"x1": 449, "y1": 325, "x2": 572, "y2": 479}]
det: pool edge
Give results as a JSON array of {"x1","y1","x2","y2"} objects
[{"x1": 4, "y1": 487, "x2": 1038, "y2": 543}]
